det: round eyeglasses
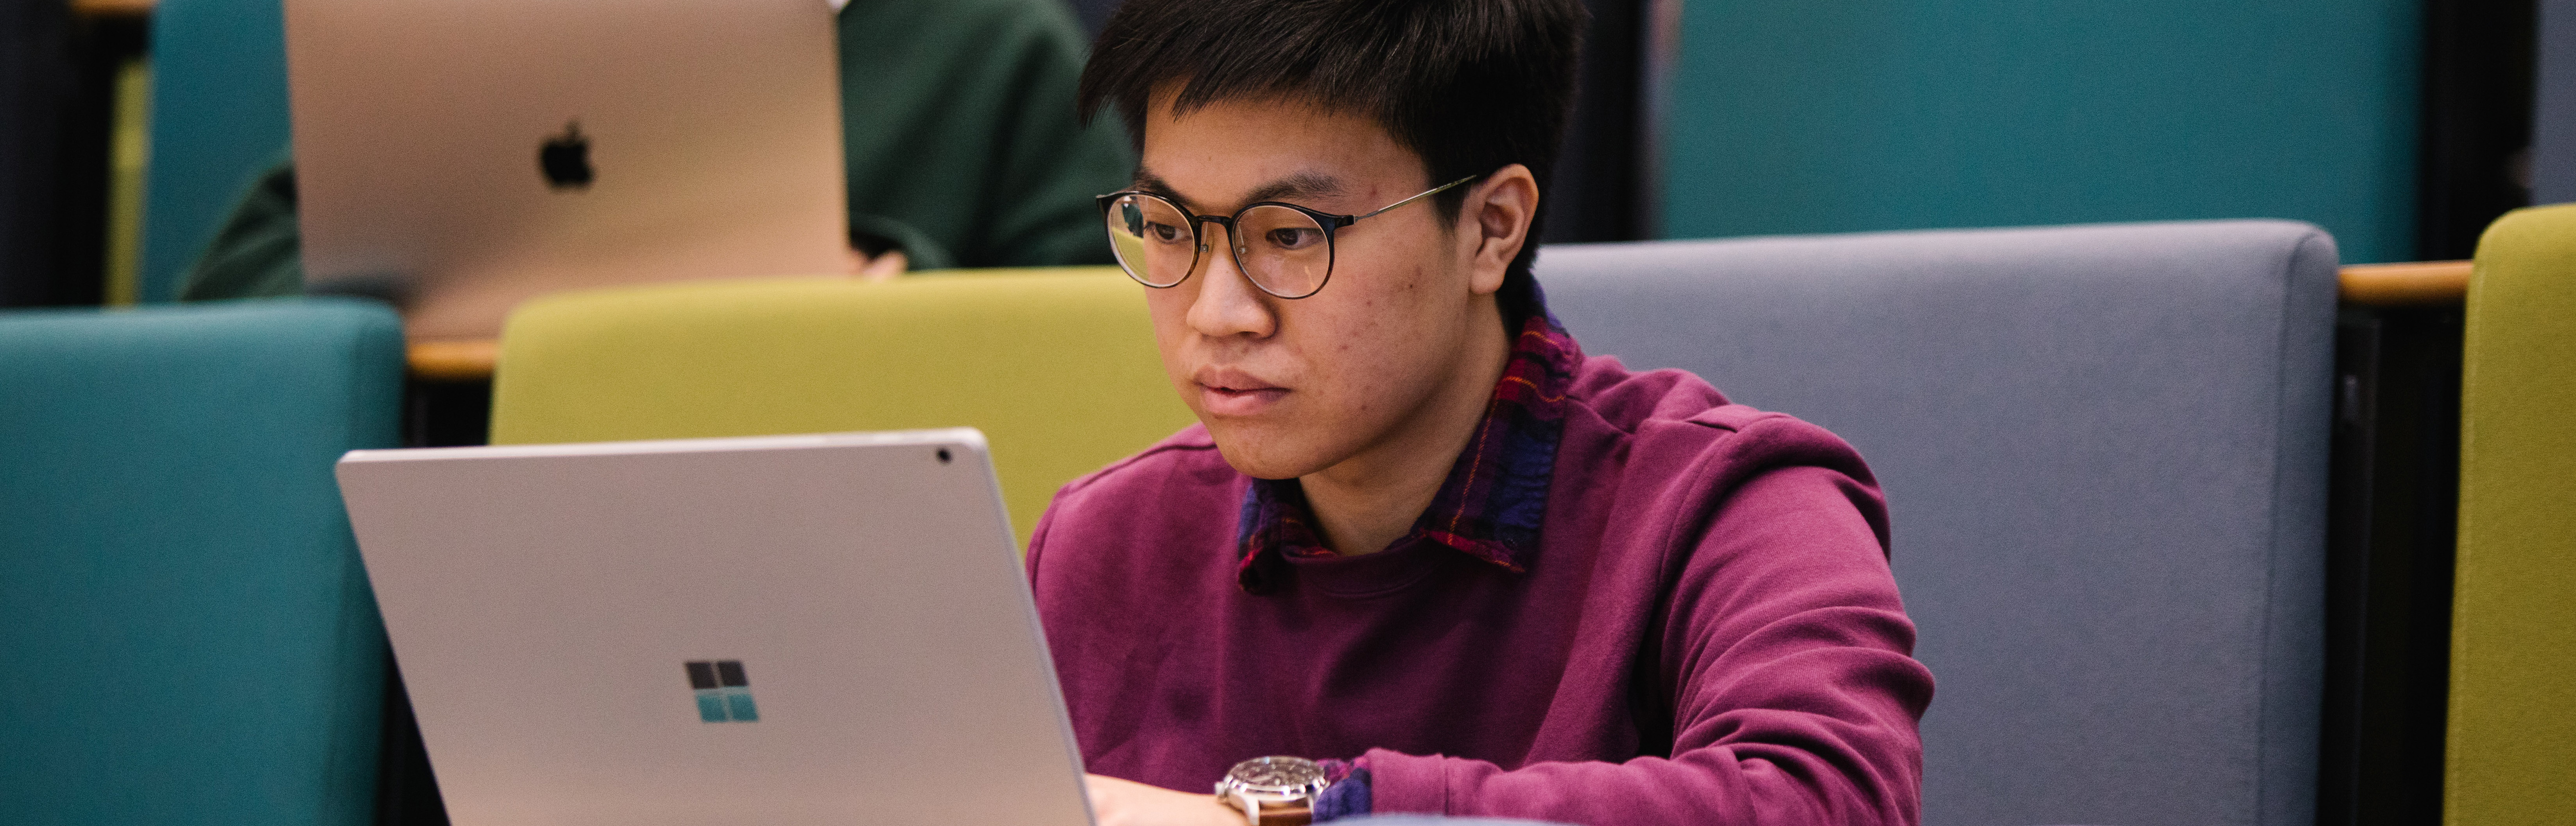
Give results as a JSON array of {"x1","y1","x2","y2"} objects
[{"x1": 1097, "y1": 174, "x2": 1478, "y2": 299}]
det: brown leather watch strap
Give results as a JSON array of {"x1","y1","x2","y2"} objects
[
  {"x1": 1260, "y1": 805, "x2": 1313, "y2": 826},
  {"x1": 1214, "y1": 795, "x2": 1313, "y2": 826}
]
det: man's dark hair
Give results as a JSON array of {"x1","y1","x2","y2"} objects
[{"x1": 1077, "y1": 0, "x2": 1587, "y2": 326}]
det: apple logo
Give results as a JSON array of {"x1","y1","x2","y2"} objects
[{"x1": 539, "y1": 121, "x2": 594, "y2": 190}]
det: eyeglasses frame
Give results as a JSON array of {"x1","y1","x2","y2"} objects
[{"x1": 1095, "y1": 173, "x2": 1481, "y2": 300}]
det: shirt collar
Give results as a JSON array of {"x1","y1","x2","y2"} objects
[{"x1": 1235, "y1": 294, "x2": 1584, "y2": 592}]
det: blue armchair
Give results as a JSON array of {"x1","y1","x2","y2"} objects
[{"x1": 0, "y1": 298, "x2": 405, "y2": 824}]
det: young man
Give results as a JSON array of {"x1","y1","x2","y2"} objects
[{"x1": 1030, "y1": 2, "x2": 1934, "y2": 824}]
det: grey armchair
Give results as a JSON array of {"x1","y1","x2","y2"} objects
[{"x1": 1541, "y1": 220, "x2": 2337, "y2": 826}]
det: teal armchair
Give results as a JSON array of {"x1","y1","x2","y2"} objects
[{"x1": 0, "y1": 299, "x2": 403, "y2": 824}]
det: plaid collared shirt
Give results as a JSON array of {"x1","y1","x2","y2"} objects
[{"x1": 1233, "y1": 303, "x2": 1584, "y2": 592}]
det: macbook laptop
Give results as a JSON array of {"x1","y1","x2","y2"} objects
[
  {"x1": 283, "y1": 0, "x2": 856, "y2": 340},
  {"x1": 335, "y1": 430, "x2": 1093, "y2": 825}
]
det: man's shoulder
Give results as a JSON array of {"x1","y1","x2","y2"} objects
[
  {"x1": 1565, "y1": 353, "x2": 1827, "y2": 439},
  {"x1": 1562, "y1": 352, "x2": 1879, "y2": 498},
  {"x1": 1552, "y1": 350, "x2": 1890, "y2": 558}
]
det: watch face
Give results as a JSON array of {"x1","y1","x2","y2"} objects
[{"x1": 1229, "y1": 756, "x2": 1326, "y2": 791}]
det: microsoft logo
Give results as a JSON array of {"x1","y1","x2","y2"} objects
[{"x1": 684, "y1": 660, "x2": 759, "y2": 723}]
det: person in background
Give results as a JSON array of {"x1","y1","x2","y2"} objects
[
  {"x1": 1030, "y1": 1, "x2": 1935, "y2": 824},
  {"x1": 180, "y1": 0, "x2": 1130, "y2": 300}
]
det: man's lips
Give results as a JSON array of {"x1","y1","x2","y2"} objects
[{"x1": 1193, "y1": 368, "x2": 1287, "y2": 416}]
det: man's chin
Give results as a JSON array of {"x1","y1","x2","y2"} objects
[{"x1": 1202, "y1": 419, "x2": 1331, "y2": 481}]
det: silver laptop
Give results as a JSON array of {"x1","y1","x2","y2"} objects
[
  {"x1": 283, "y1": 0, "x2": 855, "y2": 340},
  {"x1": 335, "y1": 430, "x2": 1094, "y2": 826}
]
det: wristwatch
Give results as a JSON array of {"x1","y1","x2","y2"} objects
[{"x1": 1213, "y1": 756, "x2": 1331, "y2": 826}]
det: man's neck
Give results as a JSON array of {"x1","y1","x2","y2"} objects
[{"x1": 1299, "y1": 308, "x2": 1516, "y2": 557}]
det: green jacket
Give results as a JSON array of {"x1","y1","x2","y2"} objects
[{"x1": 181, "y1": 0, "x2": 1132, "y2": 300}]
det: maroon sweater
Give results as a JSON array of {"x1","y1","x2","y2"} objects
[{"x1": 1026, "y1": 341, "x2": 1933, "y2": 825}]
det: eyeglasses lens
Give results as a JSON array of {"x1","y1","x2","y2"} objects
[
  {"x1": 1235, "y1": 205, "x2": 1329, "y2": 298},
  {"x1": 1105, "y1": 194, "x2": 1196, "y2": 287}
]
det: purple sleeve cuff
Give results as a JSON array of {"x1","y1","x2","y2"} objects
[{"x1": 1311, "y1": 758, "x2": 1372, "y2": 821}]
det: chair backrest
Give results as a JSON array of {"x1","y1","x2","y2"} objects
[
  {"x1": 2446, "y1": 203, "x2": 2576, "y2": 826},
  {"x1": 489, "y1": 268, "x2": 1196, "y2": 549},
  {"x1": 1541, "y1": 219, "x2": 2338, "y2": 826},
  {"x1": 0, "y1": 298, "x2": 404, "y2": 824},
  {"x1": 140, "y1": 0, "x2": 294, "y2": 303}
]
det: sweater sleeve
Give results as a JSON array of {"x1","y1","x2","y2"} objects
[
  {"x1": 179, "y1": 156, "x2": 305, "y2": 301},
  {"x1": 1359, "y1": 465, "x2": 1935, "y2": 826}
]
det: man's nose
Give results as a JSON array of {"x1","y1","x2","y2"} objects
[{"x1": 1184, "y1": 222, "x2": 1277, "y2": 339}]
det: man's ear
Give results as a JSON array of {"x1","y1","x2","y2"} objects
[{"x1": 1461, "y1": 164, "x2": 1539, "y2": 296}]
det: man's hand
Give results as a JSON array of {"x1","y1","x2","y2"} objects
[
  {"x1": 845, "y1": 248, "x2": 909, "y2": 282},
  {"x1": 1085, "y1": 774, "x2": 1243, "y2": 826}
]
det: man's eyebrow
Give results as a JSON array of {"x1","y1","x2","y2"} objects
[
  {"x1": 1242, "y1": 172, "x2": 1345, "y2": 205},
  {"x1": 1129, "y1": 168, "x2": 1348, "y2": 214},
  {"x1": 1130, "y1": 171, "x2": 1193, "y2": 210}
]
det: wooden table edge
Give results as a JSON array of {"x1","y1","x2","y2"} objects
[
  {"x1": 407, "y1": 339, "x2": 499, "y2": 382},
  {"x1": 70, "y1": 0, "x2": 155, "y2": 17},
  {"x1": 2340, "y1": 260, "x2": 2470, "y2": 307},
  {"x1": 396, "y1": 262, "x2": 2474, "y2": 380}
]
